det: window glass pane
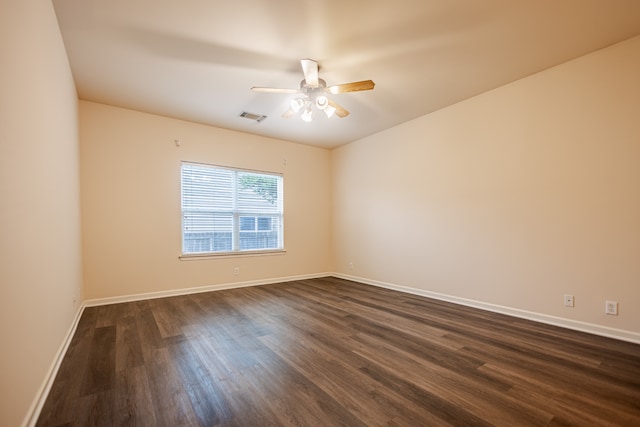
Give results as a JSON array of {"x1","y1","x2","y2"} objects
[
  {"x1": 182, "y1": 213, "x2": 233, "y2": 253},
  {"x1": 257, "y1": 217, "x2": 272, "y2": 231},
  {"x1": 237, "y1": 172, "x2": 280, "y2": 212},
  {"x1": 239, "y1": 231, "x2": 278, "y2": 250},
  {"x1": 240, "y1": 216, "x2": 256, "y2": 231},
  {"x1": 182, "y1": 165, "x2": 234, "y2": 210}
]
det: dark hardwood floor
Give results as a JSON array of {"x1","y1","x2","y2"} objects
[{"x1": 37, "y1": 277, "x2": 640, "y2": 426}]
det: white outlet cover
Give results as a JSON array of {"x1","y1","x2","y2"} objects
[{"x1": 563, "y1": 295, "x2": 574, "y2": 307}]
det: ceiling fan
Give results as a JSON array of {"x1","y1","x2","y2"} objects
[{"x1": 251, "y1": 59, "x2": 375, "y2": 122}]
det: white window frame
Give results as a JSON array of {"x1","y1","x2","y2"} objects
[{"x1": 180, "y1": 162, "x2": 284, "y2": 258}]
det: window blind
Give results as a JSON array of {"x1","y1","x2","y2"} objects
[{"x1": 181, "y1": 162, "x2": 283, "y2": 255}]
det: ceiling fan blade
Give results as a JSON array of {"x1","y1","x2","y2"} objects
[
  {"x1": 328, "y1": 99, "x2": 350, "y2": 118},
  {"x1": 300, "y1": 59, "x2": 319, "y2": 87},
  {"x1": 251, "y1": 87, "x2": 299, "y2": 94},
  {"x1": 282, "y1": 108, "x2": 296, "y2": 118},
  {"x1": 326, "y1": 80, "x2": 375, "y2": 94}
]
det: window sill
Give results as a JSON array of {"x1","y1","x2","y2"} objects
[{"x1": 178, "y1": 249, "x2": 286, "y2": 261}]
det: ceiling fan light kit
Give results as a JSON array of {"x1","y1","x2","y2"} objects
[
  {"x1": 301, "y1": 106, "x2": 313, "y2": 122},
  {"x1": 315, "y1": 95, "x2": 328, "y2": 110},
  {"x1": 251, "y1": 59, "x2": 374, "y2": 122}
]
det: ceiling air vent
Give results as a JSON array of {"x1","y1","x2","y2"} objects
[{"x1": 240, "y1": 111, "x2": 267, "y2": 123}]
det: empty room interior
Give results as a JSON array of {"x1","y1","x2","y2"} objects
[{"x1": 2, "y1": 1, "x2": 640, "y2": 426}]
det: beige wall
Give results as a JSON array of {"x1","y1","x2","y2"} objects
[
  {"x1": 332, "y1": 36, "x2": 640, "y2": 336},
  {"x1": 2, "y1": 3, "x2": 637, "y2": 421},
  {"x1": 80, "y1": 101, "x2": 332, "y2": 300},
  {"x1": 0, "y1": 1, "x2": 82, "y2": 426}
]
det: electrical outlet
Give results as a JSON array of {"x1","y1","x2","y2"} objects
[
  {"x1": 563, "y1": 294, "x2": 574, "y2": 307},
  {"x1": 233, "y1": 267, "x2": 240, "y2": 276},
  {"x1": 605, "y1": 300, "x2": 618, "y2": 316},
  {"x1": 348, "y1": 261, "x2": 354, "y2": 270}
]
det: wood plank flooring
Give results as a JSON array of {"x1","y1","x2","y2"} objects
[{"x1": 37, "y1": 277, "x2": 640, "y2": 426}]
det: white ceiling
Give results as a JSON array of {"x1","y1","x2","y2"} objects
[{"x1": 53, "y1": 0, "x2": 640, "y2": 149}]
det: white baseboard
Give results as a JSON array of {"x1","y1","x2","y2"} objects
[
  {"x1": 84, "y1": 272, "x2": 332, "y2": 307},
  {"x1": 22, "y1": 304, "x2": 86, "y2": 427},
  {"x1": 332, "y1": 273, "x2": 640, "y2": 345}
]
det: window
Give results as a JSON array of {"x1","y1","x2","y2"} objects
[{"x1": 181, "y1": 162, "x2": 283, "y2": 255}]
